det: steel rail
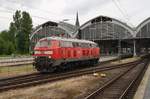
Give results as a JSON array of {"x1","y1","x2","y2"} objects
[
  {"x1": 0, "y1": 59, "x2": 141, "y2": 92},
  {"x1": 84, "y1": 59, "x2": 148, "y2": 99}
]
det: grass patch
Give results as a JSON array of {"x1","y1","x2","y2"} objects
[{"x1": 0, "y1": 65, "x2": 36, "y2": 76}]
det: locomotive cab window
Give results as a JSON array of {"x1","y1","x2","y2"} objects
[
  {"x1": 72, "y1": 42, "x2": 79, "y2": 47},
  {"x1": 60, "y1": 41, "x2": 73, "y2": 47},
  {"x1": 35, "y1": 40, "x2": 51, "y2": 47},
  {"x1": 80, "y1": 43, "x2": 88, "y2": 48}
]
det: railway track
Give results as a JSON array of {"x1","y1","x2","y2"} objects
[
  {"x1": 84, "y1": 58, "x2": 149, "y2": 99},
  {"x1": 0, "y1": 57, "x2": 33, "y2": 67},
  {"x1": 0, "y1": 55, "x2": 131, "y2": 67},
  {"x1": 0, "y1": 58, "x2": 142, "y2": 92}
]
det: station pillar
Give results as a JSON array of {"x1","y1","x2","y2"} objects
[{"x1": 133, "y1": 39, "x2": 137, "y2": 56}]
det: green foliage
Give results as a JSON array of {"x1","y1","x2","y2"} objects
[
  {"x1": 0, "y1": 10, "x2": 33, "y2": 55},
  {"x1": 14, "y1": 11, "x2": 33, "y2": 54},
  {"x1": 13, "y1": 10, "x2": 21, "y2": 30},
  {"x1": 9, "y1": 22, "x2": 16, "y2": 44},
  {"x1": 0, "y1": 30, "x2": 11, "y2": 41},
  {"x1": 19, "y1": 11, "x2": 32, "y2": 54},
  {"x1": 0, "y1": 37, "x2": 5, "y2": 54},
  {"x1": 0, "y1": 31, "x2": 15, "y2": 55},
  {"x1": 5, "y1": 41, "x2": 15, "y2": 55}
]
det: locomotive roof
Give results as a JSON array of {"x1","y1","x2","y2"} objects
[{"x1": 40, "y1": 37, "x2": 96, "y2": 44}]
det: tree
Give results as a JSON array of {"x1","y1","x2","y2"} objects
[
  {"x1": 0, "y1": 37, "x2": 5, "y2": 54},
  {"x1": 5, "y1": 41, "x2": 15, "y2": 55},
  {"x1": 13, "y1": 10, "x2": 21, "y2": 31},
  {"x1": 0, "y1": 10, "x2": 33, "y2": 55},
  {"x1": 20, "y1": 11, "x2": 33, "y2": 53},
  {"x1": 10, "y1": 10, "x2": 32, "y2": 54},
  {"x1": 0, "y1": 30, "x2": 10, "y2": 41},
  {"x1": 9, "y1": 22, "x2": 16, "y2": 44},
  {"x1": 12, "y1": 10, "x2": 22, "y2": 53},
  {"x1": 0, "y1": 31, "x2": 15, "y2": 55}
]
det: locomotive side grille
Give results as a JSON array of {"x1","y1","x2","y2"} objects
[
  {"x1": 34, "y1": 56, "x2": 55, "y2": 72},
  {"x1": 36, "y1": 57, "x2": 50, "y2": 62},
  {"x1": 35, "y1": 56, "x2": 53, "y2": 66}
]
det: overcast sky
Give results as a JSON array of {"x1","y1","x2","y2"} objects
[{"x1": 0, "y1": 0, "x2": 150, "y2": 31}]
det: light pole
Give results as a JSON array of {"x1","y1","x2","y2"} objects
[
  {"x1": 118, "y1": 37, "x2": 121, "y2": 62},
  {"x1": 90, "y1": 21, "x2": 98, "y2": 75},
  {"x1": 133, "y1": 39, "x2": 136, "y2": 56}
]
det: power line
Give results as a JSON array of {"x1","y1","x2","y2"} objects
[
  {"x1": 111, "y1": 0, "x2": 134, "y2": 26},
  {"x1": 0, "y1": 7, "x2": 56, "y2": 21},
  {"x1": 0, "y1": 9, "x2": 13, "y2": 14},
  {"x1": 0, "y1": 1, "x2": 70, "y2": 23},
  {"x1": 112, "y1": 0, "x2": 128, "y2": 19},
  {"x1": 5, "y1": 0, "x2": 60, "y2": 16},
  {"x1": 115, "y1": 0, "x2": 132, "y2": 26},
  {"x1": 32, "y1": 15, "x2": 52, "y2": 21},
  {"x1": 116, "y1": 0, "x2": 130, "y2": 19},
  {"x1": 0, "y1": 5, "x2": 60, "y2": 23},
  {"x1": 0, "y1": 16, "x2": 11, "y2": 19},
  {"x1": 0, "y1": 1, "x2": 72, "y2": 26}
]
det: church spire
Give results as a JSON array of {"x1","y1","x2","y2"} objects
[{"x1": 75, "y1": 12, "x2": 80, "y2": 27}]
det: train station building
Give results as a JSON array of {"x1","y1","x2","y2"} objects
[
  {"x1": 77, "y1": 16, "x2": 134, "y2": 55},
  {"x1": 30, "y1": 14, "x2": 150, "y2": 56},
  {"x1": 77, "y1": 15, "x2": 150, "y2": 56},
  {"x1": 30, "y1": 21, "x2": 77, "y2": 50}
]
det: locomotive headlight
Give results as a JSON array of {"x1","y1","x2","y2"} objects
[
  {"x1": 44, "y1": 51, "x2": 53, "y2": 54},
  {"x1": 35, "y1": 51, "x2": 41, "y2": 54}
]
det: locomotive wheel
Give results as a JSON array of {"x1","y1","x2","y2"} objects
[
  {"x1": 34, "y1": 57, "x2": 56, "y2": 73},
  {"x1": 41, "y1": 67, "x2": 56, "y2": 73},
  {"x1": 93, "y1": 58, "x2": 99, "y2": 65}
]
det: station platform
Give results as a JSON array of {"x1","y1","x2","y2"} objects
[
  {"x1": 100, "y1": 55, "x2": 117, "y2": 62},
  {"x1": 133, "y1": 62, "x2": 150, "y2": 99}
]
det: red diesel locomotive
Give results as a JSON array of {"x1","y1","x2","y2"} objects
[{"x1": 33, "y1": 37, "x2": 100, "y2": 73}]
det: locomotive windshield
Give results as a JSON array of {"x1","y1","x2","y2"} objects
[{"x1": 35, "y1": 40, "x2": 51, "y2": 47}]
